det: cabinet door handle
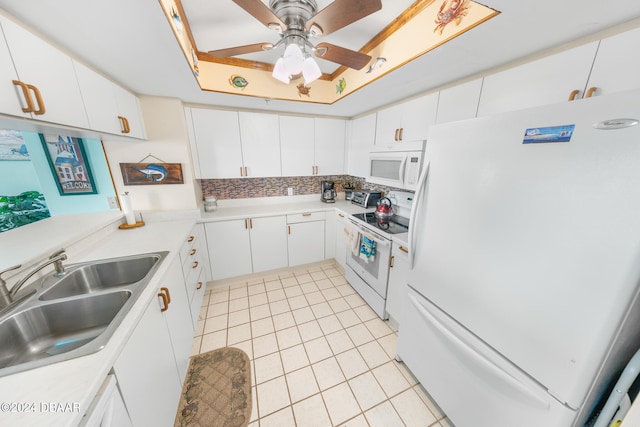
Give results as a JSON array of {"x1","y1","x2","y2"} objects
[
  {"x1": 240, "y1": 167, "x2": 243, "y2": 177},
  {"x1": 27, "y1": 84, "x2": 46, "y2": 115},
  {"x1": 160, "y1": 286, "x2": 171, "y2": 304},
  {"x1": 158, "y1": 291, "x2": 169, "y2": 312},
  {"x1": 585, "y1": 87, "x2": 597, "y2": 98},
  {"x1": 288, "y1": 225, "x2": 291, "y2": 235},
  {"x1": 389, "y1": 255, "x2": 395, "y2": 268},
  {"x1": 338, "y1": 213, "x2": 344, "y2": 218},
  {"x1": 568, "y1": 89, "x2": 580, "y2": 101},
  {"x1": 197, "y1": 281, "x2": 203, "y2": 290},
  {"x1": 394, "y1": 128, "x2": 399, "y2": 141},
  {"x1": 249, "y1": 218, "x2": 253, "y2": 228},
  {"x1": 399, "y1": 246, "x2": 409, "y2": 254},
  {"x1": 244, "y1": 166, "x2": 248, "y2": 176},
  {"x1": 244, "y1": 219, "x2": 248, "y2": 229},
  {"x1": 188, "y1": 235, "x2": 195, "y2": 242},
  {"x1": 190, "y1": 248, "x2": 197, "y2": 256},
  {"x1": 118, "y1": 115, "x2": 131, "y2": 134},
  {"x1": 12, "y1": 80, "x2": 35, "y2": 113},
  {"x1": 399, "y1": 128, "x2": 404, "y2": 141},
  {"x1": 192, "y1": 261, "x2": 199, "y2": 269}
]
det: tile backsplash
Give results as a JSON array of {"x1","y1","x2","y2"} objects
[{"x1": 200, "y1": 175, "x2": 403, "y2": 200}]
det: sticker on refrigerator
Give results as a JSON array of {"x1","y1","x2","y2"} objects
[{"x1": 523, "y1": 124, "x2": 575, "y2": 144}]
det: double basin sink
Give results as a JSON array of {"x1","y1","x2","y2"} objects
[{"x1": 0, "y1": 251, "x2": 167, "y2": 377}]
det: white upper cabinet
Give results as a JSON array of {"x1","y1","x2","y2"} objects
[
  {"x1": 238, "y1": 112, "x2": 282, "y2": 177},
  {"x1": 585, "y1": 27, "x2": 640, "y2": 98},
  {"x1": 191, "y1": 108, "x2": 243, "y2": 178},
  {"x1": 348, "y1": 113, "x2": 376, "y2": 178},
  {"x1": 436, "y1": 78, "x2": 483, "y2": 124},
  {"x1": 73, "y1": 60, "x2": 121, "y2": 134},
  {"x1": 280, "y1": 115, "x2": 315, "y2": 176},
  {"x1": 477, "y1": 42, "x2": 599, "y2": 117},
  {"x1": 375, "y1": 93, "x2": 438, "y2": 146},
  {"x1": 0, "y1": 15, "x2": 89, "y2": 128},
  {"x1": 314, "y1": 118, "x2": 346, "y2": 175},
  {"x1": 0, "y1": 27, "x2": 28, "y2": 118},
  {"x1": 113, "y1": 84, "x2": 146, "y2": 139}
]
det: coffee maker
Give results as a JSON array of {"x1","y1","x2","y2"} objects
[{"x1": 321, "y1": 180, "x2": 337, "y2": 203}]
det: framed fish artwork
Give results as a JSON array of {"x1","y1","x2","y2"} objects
[{"x1": 119, "y1": 163, "x2": 184, "y2": 185}]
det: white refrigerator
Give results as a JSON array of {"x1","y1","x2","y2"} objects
[{"x1": 397, "y1": 89, "x2": 640, "y2": 427}]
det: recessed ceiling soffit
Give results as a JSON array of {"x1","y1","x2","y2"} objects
[{"x1": 159, "y1": 0, "x2": 499, "y2": 104}]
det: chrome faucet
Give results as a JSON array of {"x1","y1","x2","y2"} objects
[{"x1": 0, "y1": 249, "x2": 68, "y2": 309}]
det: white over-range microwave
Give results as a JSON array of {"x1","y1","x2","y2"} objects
[{"x1": 367, "y1": 140, "x2": 426, "y2": 190}]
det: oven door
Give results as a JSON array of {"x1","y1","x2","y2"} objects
[{"x1": 346, "y1": 220, "x2": 392, "y2": 297}]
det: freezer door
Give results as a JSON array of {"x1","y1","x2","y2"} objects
[
  {"x1": 407, "y1": 89, "x2": 640, "y2": 409},
  {"x1": 397, "y1": 287, "x2": 577, "y2": 427}
]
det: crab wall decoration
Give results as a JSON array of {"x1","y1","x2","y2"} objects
[{"x1": 434, "y1": 0, "x2": 471, "y2": 35}]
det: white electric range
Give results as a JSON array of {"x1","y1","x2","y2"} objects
[{"x1": 345, "y1": 191, "x2": 413, "y2": 319}]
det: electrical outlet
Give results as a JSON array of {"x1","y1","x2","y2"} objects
[
  {"x1": 107, "y1": 196, "x2": 119, "y2": 209},
  {"x1": 287, "y1": 187, "x2": 293, "y2": 196}
]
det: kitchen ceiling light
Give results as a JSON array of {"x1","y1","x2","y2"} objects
[
  {"x1": 272, "y1": 57, "x2": 290, "y2": 84},
  {"x1": 272, "y1": 38, "x2": 322, "y2": 85},
  {"x1": 302, "y1": 56, "x2": 321, "y2": 84}
]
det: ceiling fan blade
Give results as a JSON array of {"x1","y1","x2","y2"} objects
[
  {"x1": 306, "y1": 0, "x2": 382, "y2": 36},
  {"x1": 314, "y1": 42, "x2": 371, "y2": 70},
  {"x1": 232, "y1": 0, "x2": 285, "y2": 32},
  {"x1": 208, "y1": 42, "x2": 273, "y2": 58}
]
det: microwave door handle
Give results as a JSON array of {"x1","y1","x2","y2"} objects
[
  {"x1": 399, "y1": 155, "x2": 408, "y2": 185},
  {"x1": 408, "y1": 161, "x2": 430, "y2": 269}
]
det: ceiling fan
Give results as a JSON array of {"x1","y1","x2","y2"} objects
[{"x1": 208, "y1": 0, "x2": 382, "y2": 84}]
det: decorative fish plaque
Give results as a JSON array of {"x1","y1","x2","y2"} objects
[{"x1": 120, "y1": 163, "x2": 184, "y2": 185}]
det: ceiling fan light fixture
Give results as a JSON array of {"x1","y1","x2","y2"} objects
[
  {"x1": 272, "y1": 57, "x2": 290, "y2": 84},
  {"x1": 267, "y1": 22, "x2": 284, "y2": 33},
  {"x1": 282, "y1": 43, "x2": 304, "y2": 75},
  {"x1": 308, "y1": 23, "x2": 323, "y2": 37},
  {"x1": 302, "y1": 56, "x2": 322, "y2": 84}
]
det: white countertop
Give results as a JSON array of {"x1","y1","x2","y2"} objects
[
  {"x1": 0, "y1": 195, "x2": 406, "y2": 426},
  {"x1": 0, "y1": 219, "x2": 196, "y2": 427}
]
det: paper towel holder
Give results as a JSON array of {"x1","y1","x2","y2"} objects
[
  {"x1": 118, "y1": 191, "x2": 145, "y2": 229},
  {"x1": 118, "y1": 221, "x2": 145, "y2": 230}
]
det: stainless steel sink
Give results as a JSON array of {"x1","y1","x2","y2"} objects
[
  {"x1": 0, "y1": 251, "x2": 167, "y2": 377},
  {"x1": 39, "y1": 254, "x2": 162, "y2": 301}
]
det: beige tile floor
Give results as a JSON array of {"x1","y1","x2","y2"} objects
[{"x1": 192, "y1": 260, "x2": 455, "y2": 427}]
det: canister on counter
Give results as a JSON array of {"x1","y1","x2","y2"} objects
[{"x1": 204, "y1": 196, "x2": 218, "y2": 212}]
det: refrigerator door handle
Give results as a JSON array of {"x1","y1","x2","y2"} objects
[
  {"x1": 408, "y1": 290, "x2": 551, "y2": 409},
  {"x1": 408, "y1": 161, "x2": 430, "y2": 268}
]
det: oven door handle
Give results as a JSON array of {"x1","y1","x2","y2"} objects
[{"x1": 350, "y1": 221, "x2": 390, "y2": 247}]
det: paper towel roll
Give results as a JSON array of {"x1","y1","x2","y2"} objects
[{"x1": 120, "y1": 192, "x2": 136, "y2": 225}]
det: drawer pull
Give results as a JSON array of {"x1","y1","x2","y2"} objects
[
  {"x1": 160, "y1": 287, "x2": 171, "y2": 304},
  {"x1": 399, "y1": 246, "x2": 409, "y2": 254},
  {"x1": 29, "y1": 84, "x2": 46, "y2": 115},
  {"x1": 190, "y1": 249, "x2": 197, "y2": 256},
  {"x1": 585, "y1": 87, "x2": 597, "y2": 98},
  {"x1": 192, "y1": 261, "x2": 199, "y2": 269},
  {"x1": 303, "y1": 213, "x2": 312, "y2": 217},
  {"x1": 338, "y1": 213, "x2": 344, "y2": 218},
  {"x1": 197, "y1": 281, "x2": 203, "y2": 290},
  {"x1": 568, "y1": 89, "x2": 580, "y2": 101},
  {"x1": 188, "y1": 235, "x2": 195, "y2": 242},
  {"x1": 12, "y1": 80, "x2": 35, "y2": 113},
  {"x1": 158, "y1": 291, "x2": 169, "y2": 312}
]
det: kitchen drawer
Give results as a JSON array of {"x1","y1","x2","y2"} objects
[
  {"x1": 189, "y1": 268, "x2": 206, "y2": 327},
  {"x1": 287, "y1": 211, "x2": 326, "y2": 224},
  {"x1": 179, "y1": 232, "x2": 198, "y2": 265}
]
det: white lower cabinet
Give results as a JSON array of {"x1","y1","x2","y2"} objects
[
  {"x1": 79, "y1": 375, "x2": 132, "y2": 427},
  {"x1": 205, "y1": 216, "x2": 288, "y2": 280},
  {"x1": 385, "y1": 242, "x2": 410, "y2": 328},
  {"x1": 205, "y1": 219, "x2": 253, "y2": 280},
  {"x1": 113, "y1": 256, "x2": 192, "y2": 427},
  {"x1": 333, "y1": 210, "x2": 349, "y2": 269},
  {"x1": 287, "y1": 212, "x2": 325, "y2": 267}
]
